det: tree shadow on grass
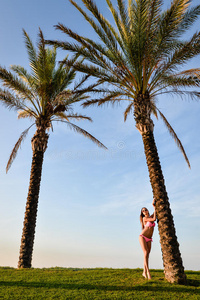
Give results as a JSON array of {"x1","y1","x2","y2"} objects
[
  {"x1": 186, "y1": 279, "x2": 200, "y2": 287},
  {"x1": 0, "y1": 280, "x2": 199, "y2": 292}
]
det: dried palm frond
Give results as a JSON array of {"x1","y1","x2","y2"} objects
[
  {"x1": 157, "y1": 108, "x2": 190, "y2": 168},
  {"x1": 124, "y1": 102, "x2": 134, "y2": 121},
  {"x1": 53, "y1": 119, "x2": 107, "y2": 150},
  {"x1": 6, "y1": 124, "x2": 34, "y2": 173}
]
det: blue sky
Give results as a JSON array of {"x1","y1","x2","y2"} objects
[{"x1": 0, "y1": 0, "x2": 200, "y2": 271}]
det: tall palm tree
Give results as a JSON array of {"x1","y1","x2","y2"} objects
[
  {"x1": 46, "y1": 0, "x2": 200, "y2": 283},
  {"x1": 0, "y1": 29, "x2": 106, "y2": 269}
]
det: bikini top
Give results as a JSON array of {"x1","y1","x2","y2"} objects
[{"x1": 145, "y1": 221, "x2": 155, "y2": 228}]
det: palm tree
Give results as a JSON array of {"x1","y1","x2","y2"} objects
[
  {"x1": 46, "y1": 0, "x2": 200, "y2": 283},
  {"x1": 0, "y1": 29, "x2": 106, "y2": 269}
]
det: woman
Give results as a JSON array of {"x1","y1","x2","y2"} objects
[{"x1": 139, "y1": 200, "x2": 156, "y2": 279}]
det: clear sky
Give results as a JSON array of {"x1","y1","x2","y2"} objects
[{"x1": 0, "y1": 0, "x2": 199, "y2": 271}]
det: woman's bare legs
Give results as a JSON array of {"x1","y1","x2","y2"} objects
[
  {"x1": 146, "y1": 241, "x2": 152, "y2": 279},
  {"x1": 139, "y1": 236, "x2": 152, "y2": 279}
]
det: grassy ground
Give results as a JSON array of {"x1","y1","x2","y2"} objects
[{"x1": 0, "y1": 267, "x2": 199, "y2": 299}]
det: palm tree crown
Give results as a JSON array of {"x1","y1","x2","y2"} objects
[
  {"x1": 47, "y1": 0, "x2": 200, "y2": 167},
  {"x1": 0, "y1": 28, "x2": 106, "y2": 172}
]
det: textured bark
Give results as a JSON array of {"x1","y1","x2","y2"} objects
[
  {"x1": 142, "y1": 129, "x2": 186, "y2": 284},
  {"x1": 18, "y1": 128, "x2": 49, "y2": 268},
  {"x1": 134, "y1": 92, "x2": 154, "y2": 135}
]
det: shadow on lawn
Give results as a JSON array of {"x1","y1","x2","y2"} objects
[{"x1": 0, "y1": 279, "x2": 199, "y2": 292}]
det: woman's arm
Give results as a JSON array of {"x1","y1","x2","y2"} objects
[
  {"x1": 150, "y1": 199, "x2": 156, "y2": 220},
  {"x1": 145, "y1": 200, "x2": 156, "y2": 222}
]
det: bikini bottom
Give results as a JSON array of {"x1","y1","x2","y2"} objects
[{"x1": 140, "y1": 234, "x2": 152, "y2": 243}]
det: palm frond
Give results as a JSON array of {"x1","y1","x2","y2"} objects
[
  {"x1": 159, "y1": 73, "x2": 200, "y2": 89},
  {"x1": 10, "y1": 65, "x2": 41, "y2": 114},
  {"x1": 60, "y1": 52, "x2": 82, "y2": 74},
  {"x1": 175, "y1": 68, "x2": 200, "y2": 77},
  {"x1": 53, "y1": 112, "x2": 69, "y2": 121},
  {"x1": 50, "y1": 67, "x2": 76, "y2": 102},
  {"x1": 66, "y1": 114, "x2": 92, "y2": 122},
  {"x1": 37, "y1": 28, "x2": 47, "y2": 71},
  {"x1": 74, "y1": 74, "x2": 90, "y2": 91},
  {"x1": 36, "y1": 29, "x2": 60, "y2": 111},
  {"x1": 6, "y1": 124, "x2": 35, "y2": 173},
  {"x1": 82, "y1": 90, "x2": 126, "y2": 107},
  {"x1": 153, "y1": 0, "x2": 191, "y2": 62},
  {"x1": 18, "y1": 109, "x2": 37, "y2": 120},
  {"x1": 163, "y1": 32, "x2": 200, "y2": 74},
  {"x1": 0, "y1": 66, "x2": 34, "y2": 101},
  {"x1": 142, "y1": 0, "x2": 163, "y2": 82},
  {"x1": 64, "y1": 60, "x2": 118, "y2": 83},
  {"x1": 70, "y1": 0, "x2": 120, "y2": 56},
  {"x1": 124, "y1": 101, "x2": 134, "y2": 121},
  {"x1": 11, "y1": 65, "x2": 35, "y2": 88},
  {"x1": 23, "y1": 29, "x2": 37, "y2": 75},
  {"x1": 130, "y1": 0, "x2": 149, "y2": 73},
  {"x1": 147, "y1": 0, "x2": 163, "y2": 33},
  {"x1": 154, "y1": 89, "x2": 200, "y2": 100},
  {"x1": 0, "y1": 88, "x2": 25, "y2": 111},
  {"x1": 54, "y1": 112, "x2": 92, "y2": 122},
  {"x1": 151, "y1": 104, "x2": 158, "y2": 120},
  {"x1": 117, "y1": 0, "x2": 129, "y2": 31},
  {"x1": 46, "y1": 39, "x2": 92, "y2": 61},
  {"x1": 55, "y1": 23, "x2": 102, "y2": 60},
  {"x1": 56, "y1": 23, "x2": 120, "y2": 72},
  {"x1": 157, "y1": 108, "x2": 190, "y2": 168},
  {"x1": 106, "y1": 0, "x2": 129, "y2": 50},
  {"x1": 53, "y1": 120, "x2": 107, "y2": 149},
  {"x1": 176, "y1": 4, "x2": 200, "y2": 35},
  {"x1": 159, "y1": 0, "x2": 191, "y2": 40},
  {"x1": 106, "y1": 0, "x2": 140, "y2": 86}
]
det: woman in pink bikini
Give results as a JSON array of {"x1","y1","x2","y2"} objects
[{"x1": 139, "y1": 200, "x2": 156, "y2": 279}]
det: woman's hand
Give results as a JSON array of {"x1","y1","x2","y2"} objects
[{"x1": 152, "y1": 199, "x2": 156, "y2": 207}]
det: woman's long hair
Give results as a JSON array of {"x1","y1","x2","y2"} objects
[{"x1": 140, "y1": 207, "x2": 148, "y2": 229}]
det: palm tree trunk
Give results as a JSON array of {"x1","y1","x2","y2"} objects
[
  {"x1": 142, "y1": 129, "x2": 186, "y2": 284},
  {"x1": 134, "y1": 93, "x2": 186, "y2": 284},
  {"x1": 18, "y1": 128, "x2": 49, "y2": 268}
]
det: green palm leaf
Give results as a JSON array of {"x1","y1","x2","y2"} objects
[{"x1": 23, "y1": 29, "x2": 37, "y2": 75}]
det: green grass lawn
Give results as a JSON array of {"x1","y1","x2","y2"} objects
[{"x1": 0, "y1": 267, "x2": 199, "y2": 299}]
